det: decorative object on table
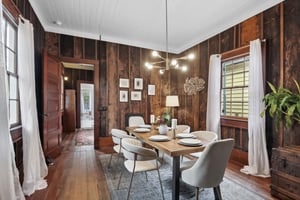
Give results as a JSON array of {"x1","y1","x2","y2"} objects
[
  {"x1": 131, "y1": 91, "x2": 142, "y2": 101},
  {"x1": 148, "y1": 84, "x2": 155, "y2": 95},
  {"x1": 144, "y1": 0, "x2": 195, "y2": 75},
  {"x1": 119, "y1": 90, "x2": 128, "y2": 102},
  {"x1": 150, "y1": 113, "x2": 155, "y2": 128},
  {"x1": 134, "y1": 78, "x2": 143, "y2": 90},
  {"x1": 158, "y1": 124, "x2": 168, "y2": 135},
  {"x1": 119, "y1": 78, "x2": 129, "y2": 88},
  {"x1": 171, "y1": 118, "x2": 177, "y2": 139},
  {"x1": 184, "y1": 77, "x2": 205, "y2": 95}
]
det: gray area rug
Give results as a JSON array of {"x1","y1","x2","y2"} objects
[{"x1": 99, "y1": 154, "x2": 264, "y2": 200}]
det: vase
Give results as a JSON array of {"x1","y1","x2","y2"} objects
[{"x1": 159, "y1": 124, "x2": 168, "y2": 135}]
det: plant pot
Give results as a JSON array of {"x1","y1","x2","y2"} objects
[{"x1": 158, "y1": 125, "x2": 168, "y2": 135}]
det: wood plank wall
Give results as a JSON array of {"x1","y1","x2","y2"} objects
[
  {"x1": 42, "y1": 1, "x2": 300, "y2": 159},
  {"x1": 4, "y1": 0, "x2": 300, "y2": 167}
]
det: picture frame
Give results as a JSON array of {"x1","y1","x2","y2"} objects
[
  {"x1": 131, "y1": 91, "x2": 142, "y2": 101},
  {"x1": 119, "y1": 78, "x2": 129, "y2": 88},
  {"x1": 120, "y1": 90, "x2": 128, "y2": 102},
  {"x1": 134, "y1": 78, "x2": 143, "y2": 90},
  {"x1": 148, "y1": 84, "x2": 155, "y2": 95}
]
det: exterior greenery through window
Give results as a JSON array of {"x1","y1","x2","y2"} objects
[
  {"x1": 221, "y1": 55, "x2": 249, "y2": 119},
  {"x1": 2, "y1": 12, "x2": 20, "y2": 126}
]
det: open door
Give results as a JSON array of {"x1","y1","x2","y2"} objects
[{"x1": 42, "y1": 50, "x2": 63, "y2": 158}]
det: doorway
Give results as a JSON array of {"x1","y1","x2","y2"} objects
[
  {"x1": 62, "y1": 62, "x2": 96, "y2": 146},
  {"x1": 80, "y1": 83, "x2": 94, "y2": 129}
]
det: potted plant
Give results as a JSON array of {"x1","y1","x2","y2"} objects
[{"x1": 261, "y1": 79, "x2": 300, "y2": 145}]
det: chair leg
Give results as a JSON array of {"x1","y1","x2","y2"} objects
[
  {"x1": 144, "y1": 171, "x2": 148, "y2": 181},
  {"x1": 117, "y1": 170, "x2": 123, "y2": 190},
  {"x1": 127, "y1": 162, "x2": 136, "y2": 200},
  {"x1": 156, "y1": 167, "x2": 165, "y2": 200},
  {"x1": 108, "y1": 153, "x2": 114, "y2": 168},
  {"x1": 213, "y1": 185, "x2": 222, "y2": 200},
  {"x1": 195, "y1": 187, "x2": 199, "y2": 200}
]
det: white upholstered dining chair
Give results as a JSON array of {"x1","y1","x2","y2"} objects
[
  {"x1": 125, "y1": 113, "x2": 145, "y2": 127},
  {"x1": 189, "y1": 131, "x2": 218, "y2": 158},
  {"x1": 118, "y1": 137, "x2": 165, "y2": 200},
  {"x1": 175, "y1": 124, "x2": 190, "y2": 134},
  {"x1": 108, "y1": 128, "x2": 134, "y2": 168},
  {"x1": 180, "y1": 138, "x2": 234, "y2": 200}
]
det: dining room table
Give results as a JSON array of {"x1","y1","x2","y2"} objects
[{"x1": 126, "y1": 126, "x2": 209, "y2": 200}]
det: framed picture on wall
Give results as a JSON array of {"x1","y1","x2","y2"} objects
[
  {"x1": 131, "y1": 91, "x2": 142, "y2": 101},
  {"x1": 119, "y1": 78, "x2": 129, "y2": 88},
  {"x1": 120, "y1": 90, "x2": 128, "y2": 102},
  {"x1": 148, "y1": 84, "x2": 155, "y2": 95},
  {"x1": 134, "y1": 78, "x2": 143, "y2": 90}
]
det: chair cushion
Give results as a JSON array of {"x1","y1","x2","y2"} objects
[{"x1": 124, "y1": 160, "x2": 161, "y2": 172}]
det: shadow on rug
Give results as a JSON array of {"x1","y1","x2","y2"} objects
[
  {"x1": 99, "y1": 154, "x2": 264, "y2": 200},
  {"x1": 75, "y1": 128, "x2": 94, "y2": 145}
]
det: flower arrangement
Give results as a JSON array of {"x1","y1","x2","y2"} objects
[{"x1": 156, "y1": 111, "x2": 171, "y2": 126}]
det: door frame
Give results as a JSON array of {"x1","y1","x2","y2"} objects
[{"x1": 59, "y1": 57, "x2": 100, "y2": 149}]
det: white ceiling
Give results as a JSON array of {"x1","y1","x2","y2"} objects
[{"x1": 29, "y1": 0, "x2": 283, "y2": 54}]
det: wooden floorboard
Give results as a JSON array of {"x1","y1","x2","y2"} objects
[{"x1": 26, "y1": 132, "x2": 276, "y2": 200}]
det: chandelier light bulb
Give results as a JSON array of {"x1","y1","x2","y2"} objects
[
  {"x1": 171, "y1": 59, "x2": 177, "y2": 66},
  {"x1": 159, "y1": 69, "x2": 164, "y2": 74},
  {"x1": 188, "y1": 53, "x2": 195, "y2": 60},
  {"x1": 175, "y1": 64, "x2": 179, "y2": 69},
  {"x1": 152, "y1": 51, "x2": 159, "y2": 57},
  {"x1": 145, "y1": 62, "x2": 153, "y2": 69},
  {"x1": 182, "y1": 66, "x2": 187, "y2": 72}
]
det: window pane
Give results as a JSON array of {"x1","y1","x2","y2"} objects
[
  {"x1": 6, "y1": 49, "x2": 16, "y2": 73},
  {"x1": 7, "y1": 23, "x2": 16, "y2": 51},
  {"x1": 9, "y1": 76, "x2": 18, "y2": 99},
  {"x1": 9, "y1": 100, "x2": 19, "y2": 125},
  {"x1": 221, "y1": 55, "x2": 249, "y2": 118}
]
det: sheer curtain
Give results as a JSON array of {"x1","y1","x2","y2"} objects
[
  {"x1": 18, "y1": 17, "x2": 48, "y2": 195},
  {"x1": 240, "y1": 39, "x2": 270, "y2": 177},
  {"x1": 206, "y1": 54, "x2": 221, "y2": 139},
  {"x1": 0, "y1": 3, "x2": 25, "y2": 199}
]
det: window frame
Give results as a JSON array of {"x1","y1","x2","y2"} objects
[
  {"x1": 221, "y1": 46, "x2": 250, "y2": 127},
  {"x1": 2, "y1": 6, "x2": 20, "y2": 128}
]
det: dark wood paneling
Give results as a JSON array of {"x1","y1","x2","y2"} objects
[
  {"x1": 84, "y1": 39, "x2": 96, "y2": 59},
  {"x1": 198, "y1": 41, "x2": 209, "y2": 130},
  {"x1": 74, "y1": 37, "x2": 83, "y2": 58},
  {"x1": 240, "y1": 15, "x2": 262, "y2": 46},
  {"x1": 60, "y1": 35, "x2": 74, "y2": 57},
  {"x1": 99, "y1": 41, "x2": 108, "y2": 136},
  {"x1": 284, "y1": 0, "x2": 300, "y2": 89},
  {"x1": 220, "y1": 27, "x2": 235, "y2": 53}
]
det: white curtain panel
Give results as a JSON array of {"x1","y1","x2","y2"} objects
[
  {"x1": 206, "y1": 54, "x2": 221, "y2": 139},
  {"x1": 18, "y1": 17, "x2": 48, "y2": 195},
  {"x1": 240, "y1": 39, "x2": 270, "y2": 178},
  {"x1": 0, "y1": 4, "x2": 25, "y2": 200}
]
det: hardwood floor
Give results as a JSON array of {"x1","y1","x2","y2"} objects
[{"x1": 27, "y1": 133, "x2": 276, "y2": 200}]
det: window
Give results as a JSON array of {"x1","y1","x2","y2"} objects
[
  {"x1": 221, "y1": 54, "x2": 249, "y2": 119},
  {"x1": 2, "y1": 11, "x2": 20, "y2": 127}
]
